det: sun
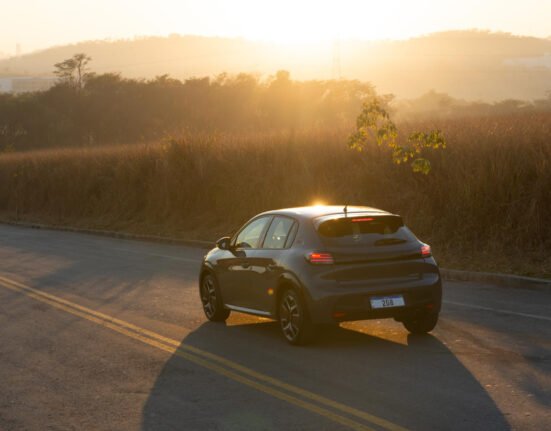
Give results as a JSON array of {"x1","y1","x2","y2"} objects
[{"x1": 226, "y1": 0, "x2": 412, "y2": 44}]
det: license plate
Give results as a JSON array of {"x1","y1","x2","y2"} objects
[{"x1": 370, "y1": 295, "x2": 405, "y2": 309}]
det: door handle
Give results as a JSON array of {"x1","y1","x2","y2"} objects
[
  {"x1": 242, "y1": 261, "x2": 251, "y2": 269},
  {"x1": 267, "y1": 264, "x2": 279, "y2": 271}
]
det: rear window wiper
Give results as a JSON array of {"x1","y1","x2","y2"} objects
[{"x1": 374, "y1": 238, "x2": 407, "y2": 246}]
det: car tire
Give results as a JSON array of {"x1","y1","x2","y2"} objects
[
  {"x1": 402, "y1": 312, "x2": 439, "y2": 334},
  {"x1": 278, "y1": 288, "x2": 315, "y2": 345},
  {"x1": 200, "y1": 273, "x2": 230, "y2": 322}
]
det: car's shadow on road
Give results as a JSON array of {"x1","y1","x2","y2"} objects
[{"x1": 142, "y1": 319, "x2": 511, "y2": 431}]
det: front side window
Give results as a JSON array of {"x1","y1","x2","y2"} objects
[
  {"x1": 263, "y1": 217, "x2": 295, "y2": 249},
  {"x1": 234, "y1": 216, "x2": 272, "y2": 249}
]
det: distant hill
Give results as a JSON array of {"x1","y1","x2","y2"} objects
[{"x1": 2, "y1": 30, "x2": 551, "y2": 100}]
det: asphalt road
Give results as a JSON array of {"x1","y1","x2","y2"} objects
[{"x1": 0, "y1": 224, "x2": 549, "y2": 431}]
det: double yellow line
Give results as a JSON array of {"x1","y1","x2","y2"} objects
[{"x1": 0, "y1": 274, "x2": 408, "y2": 431}]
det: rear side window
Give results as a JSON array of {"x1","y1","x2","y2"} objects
[
  {"x1": 263, "y1": 216, "x2": 296, "y2": 249},
  {"x1": 316, "y1": 215, "x2": 417, "y2": 246}
]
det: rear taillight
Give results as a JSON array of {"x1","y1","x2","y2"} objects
[
  {"x1": 306, "y1": 252, "x2": 335, "y2": 264},
  {"x1": 421, "y1": 244, "x2": 432, "y2": 258}
]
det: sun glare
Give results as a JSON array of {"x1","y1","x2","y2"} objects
[
  {"x1": 311, "y1": 201, "x2": 327, "y2": 207},
  {"x1": 215, "y1": 0, "x2": 412, "y2": 44}
]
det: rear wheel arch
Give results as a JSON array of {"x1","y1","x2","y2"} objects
[
  {"x1": 275, "y1": 274, "x2": 309, "y2": 318},
  {"x1": 276, "y1": 278, "x2": 316, "y2": 345}
]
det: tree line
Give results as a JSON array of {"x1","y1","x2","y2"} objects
[
  {"x1": 1, "y1": 54, "x2": 550, "y2": 152},
  {"x1": 0, "y1": 55, "x2": 375, "y2": 151}
]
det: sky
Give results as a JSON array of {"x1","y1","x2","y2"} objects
[{"x1": 1, "y1": 0, "x2": 551, "y2": 56}]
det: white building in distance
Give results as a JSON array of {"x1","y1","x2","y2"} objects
[
  {"x1": 504, "y1": 53, "x2": 551, "y2": 69},
  {"x1": 0, "y1": 77, "x2": 57, "y2": 94}
]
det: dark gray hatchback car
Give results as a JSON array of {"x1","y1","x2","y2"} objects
[{"x1": 199, "y1": 205, "x2": 442, "y2": 344}]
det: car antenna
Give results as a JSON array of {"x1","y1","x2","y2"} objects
[{"x1": 343, "y1": 204, "x2": 348, "y2": 217}]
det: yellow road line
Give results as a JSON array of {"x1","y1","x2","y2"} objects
[{"x1": 0, "y1": 274, "x2": 409, "y2": 431}]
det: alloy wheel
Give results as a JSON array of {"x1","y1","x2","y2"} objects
[
  {"x1": 201, "y1": 277, "x2": 217, "y2": 319},
  {"x1": 280, "y1": 292, "x2": 301, "y2": 341}
]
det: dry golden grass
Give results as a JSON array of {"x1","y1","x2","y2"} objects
[{"x1": 0, "y1": 114, "x2": 550, "y2": 277}]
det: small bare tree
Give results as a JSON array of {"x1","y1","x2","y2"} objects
[{"x1": 54, "y1": 53, "x2": 92, "y2": 90}]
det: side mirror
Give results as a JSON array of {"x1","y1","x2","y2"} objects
[{"x1": 216, "y1": 236, "x2": 232, "y2": 250}]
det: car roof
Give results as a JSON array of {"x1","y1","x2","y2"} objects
[{"x1": 259, "y1": 205, "x2": 393, "y2": 221}]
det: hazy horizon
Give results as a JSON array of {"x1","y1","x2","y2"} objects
[
  {"x1": 2, "y1": 0, "x2": 551, "y2": 56},
  {"x1": 3, "y1": 29, "x2": 551, "y2": 101},
  {"x1": 1, "y1": 30, "x2": 551, "y2": 61}
]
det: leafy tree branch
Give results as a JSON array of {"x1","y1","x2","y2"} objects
[{"x1": 348, "y1": 98, "x2": 446, "y2": 174}]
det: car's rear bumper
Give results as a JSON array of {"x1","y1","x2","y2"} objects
[{"x1": 304, "y1": 274, "x2": 442, "y2": 324}]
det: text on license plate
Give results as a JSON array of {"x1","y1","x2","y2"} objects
[{"x1": 370, "y1": 295, "x2": 405, "y2": 309}]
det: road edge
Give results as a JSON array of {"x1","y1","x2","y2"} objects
[
  {"x1": 0, "y1": 219, "x2": 213, "y2": 249},
  {"x1": 2, "y1": 219, "x2": 550, "y2": 292},
  {"x1": 440, "y1": 269, "x2": 550, "y2": 292}
]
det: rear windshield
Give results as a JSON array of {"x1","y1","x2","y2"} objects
[{"x1": 315, "y1": 215, "x2": 417, "y2": 246}]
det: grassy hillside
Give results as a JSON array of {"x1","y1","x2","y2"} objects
[{"x1": 0, "y1": 113, "x2": 549, "y2": 277}]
